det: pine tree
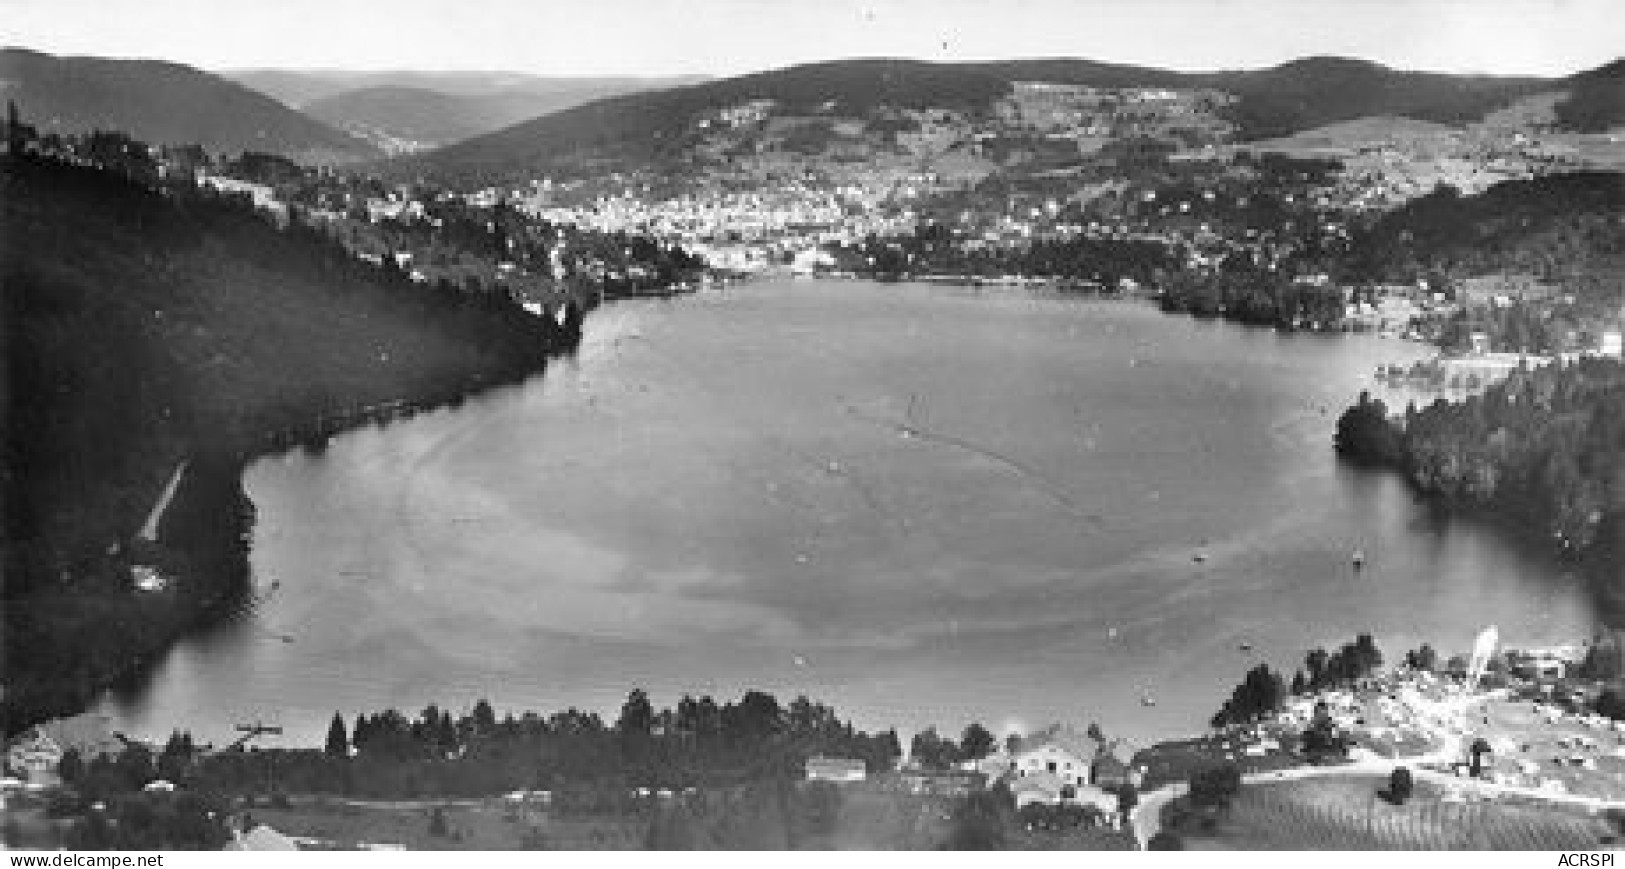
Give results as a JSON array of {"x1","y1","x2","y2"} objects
[
  {"x1": 325, "y1": 712, "x2": 349, "y2": 758},
  {"x1": 5, "y1": 100, "x2": 20, "y2": 155}
]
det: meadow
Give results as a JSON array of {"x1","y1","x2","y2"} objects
[{"x1": 1174, "y1": 774, "x2": 1617, "y2": 850}]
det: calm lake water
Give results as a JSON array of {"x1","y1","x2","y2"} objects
[{"x1": 104, "y1": 279, "x2": 1598, "y2": 746}]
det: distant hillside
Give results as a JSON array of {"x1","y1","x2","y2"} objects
[
  {"x1": 401, "y1": 55, "x2": 1554, "y2": 184},
  {"x1": 1206, "y1": 56, "x2": 1548, "y2": 141},
  {"x1": 398, "y1": 58, "x2": 1015, "y2": 181},
  {"x1": 1554, "y1": 58, "x2": 1625, "y2": 132},
  {"x1": 975, "y1": 56, "x2": 1548, "y2": 138},
  {"x1": 300, "y1": 82, "x2": 678, "y2": 153},
  {"x1": 1240, "y1": 115, "x2": 1462, "y2": 159},
  {"x1": 0, "y1": 48, "x2": 377, "y2": 162},
  {"x1": 302, "y1": 86, "x2": 506, "y2": 152},
  {"x1": 1343, "y1": 171, "x2": 1625, "y2": 310},
  {"x1": 1, "y1": 153, "x2": 568, "y2": 731},
  {"x1": 222, "y1": 69, "x2": 706, "y2": 108}
]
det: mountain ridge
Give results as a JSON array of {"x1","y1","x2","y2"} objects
[
  {"x1": 396, "y1": 54, "x2": 1579, "y2": 184},
  {"x1": 298, "y1": 81, "x2": 697, "y2": 152},
  {"x1": 221, "y1": 68, "x2": 708, "y2": 107},
  {"x1": 0, "y1": 47, "x2": 378, "y2": 162},
  {"x1": 1553, "y1": 58, "x2": 1625, "y2": 131}
]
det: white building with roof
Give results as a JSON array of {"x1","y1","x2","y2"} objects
[
  {"x1": 804, "y1": 756, "x2": 867, "y2": 783},
  {"x1": 1008, "y1": 724, "x2": 1102, "y2": 789}
]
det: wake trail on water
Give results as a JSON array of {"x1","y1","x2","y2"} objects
[
  {"x1": 843, "y1": 395, "x2": 1107, "y2": 531},
  {"x1": 620, "y1": 336, "x2": 907, "y2": 535}
]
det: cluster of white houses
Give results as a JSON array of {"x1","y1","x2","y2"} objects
[{"x1": 805, "y1": 723, "x2": 1141, "y2": 824}]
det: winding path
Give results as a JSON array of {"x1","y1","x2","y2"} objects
[{"x1": 137, "y1": 460, "x2": 189, "y2": 542}]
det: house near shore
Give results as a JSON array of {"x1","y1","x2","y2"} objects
[
  {"x1": 1008, "y1": 724, "x2": 1101, "y2": 790},
  {"x1": 1600, "y1": 329, "x2": 1622, "y2": 359},
  {"x1": 804, "y1": 755, "x2": 867, "y2": 783},
  {"x1": 131, "y1": 564, "x2": 168, "y2": 592},
  {"x1": 995, "y1": 724, "x2": 1138, "y2": 824},
  {"x1": 226, "y1": 824, "x2": 299, "y2": 851}
]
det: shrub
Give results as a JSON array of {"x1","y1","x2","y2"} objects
[
  {"x1": 1148, "y1": 830, "x2": 1184, "y2": 850},
  {"x1": 1189, "y1": 762, "x2": 1242, "y2": 808},
  {"x1": 945, "y1": 791, "x2": 1008, "y2": 850},
  {"x1": 1387, "y1": 767, "x2": 1413, "y2": 805}
]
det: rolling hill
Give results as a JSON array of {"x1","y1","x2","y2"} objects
[
  {"x1": 399, "y1": 55, "x2": 1563, "y2": 184},
  {"x1": 222, "y1": 69, "x2": 706, "y2": 108},
  {"x1": 1554, "y1": 58, "x2": 1625, "y2": 132},
  {"x1": 226, "y1": 69, "x2": 708, "y2": 154},
  {"x1": 391, "y1": 58, "x2": 1017, "y2": 181},
  {"x1": 1206, "y1": 55, "x2": 1549, "y2": 141},
  {"x1": 299, "y1": 81, "x2": 691, "y2": 153},
  {"x1": 301, "y1": 85, "x2": 511, "y2": 153},
  {"x1": 0, "y1": 48, "x2": 377, "y2": 162},
  {"x1": 1238, "y1": 115, "x2": 1464, "y2": 159}
]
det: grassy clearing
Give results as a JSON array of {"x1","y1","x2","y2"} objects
[
  {"x1": 1172, "y1": 774, "x2": 1615, "y2": 850},
  {"x1": 1242, "y1": 116, "x2": 1463, "y2": 159},
  {"x1": 1136, "y1": 735, "x2": 1305, "y2": 792},
  {"x1": 0, "y1": 793, "x2": 75, "y2": 849},
  {"x1": 249, "y1": 798, "x2": 645, "y2": 850}
]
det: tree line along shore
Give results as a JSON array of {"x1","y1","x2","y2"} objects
[{"x1": 1334, "y1": 357, "x2": 1625, "y2": 611}]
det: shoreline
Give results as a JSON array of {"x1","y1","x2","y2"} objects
[
  {"x1": 3, "y1": 360, "x2": 568, "y2": 738},
  {"x1": 53, "y1": 276, "x2": 1597, "y2": 747}
]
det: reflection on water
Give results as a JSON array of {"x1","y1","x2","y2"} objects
[{"x1": 102, "y1": 280, "x2": 1597, "y2": 746}]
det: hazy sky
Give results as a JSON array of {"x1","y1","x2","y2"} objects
[{"x1": 4, "y1": 0, "x2": 1619, "y2": 78}]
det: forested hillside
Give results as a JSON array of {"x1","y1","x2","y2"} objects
[
  {"x1": 1343, "y1": 172, "x2": 1625, "y2": 310},
  {"x1": 1553, "y1": 59, "x2": 1625, "y2": 133},
  {"x1": 0, "y1": 49, "x2": 377, "y2": 162},
  {"x1": 1209, "y1": 56, "x2": 1547, "y2": 141},
  {"x1": 403, "y1": 55, "x2": 1558, "y2": 184},
  {"x1": 2, "y1": 153, "x2": 571, "y2": 733}
]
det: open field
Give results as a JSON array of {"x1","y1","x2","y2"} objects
[
  {"x1": 1536, "y1": 132, "x2": 1625, "y2": 170},
  {"x1": 1242, "y1": 116, "x2": 1462, "y2": 159},
  {"x1": 1136, "y1": 735, "x2": 1307, "y2": 792},
  {"x1": 1173, "y1": 773, "x2": 1617, "y2": 850},
  {"x1": 1007, "y1": 824, "x2": 1138, "y2": 851},
  {"x1": 249, "y1": 798, "x2": 646, "y2": 850},
  {"x1": 0, "y1": 793, "x2": 74, "y2": 849},
  {"x1": 824, "y1": 786, "x2": 1133, "y2": 850}
]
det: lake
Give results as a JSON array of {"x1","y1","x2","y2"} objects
[{"x1": 102, "y1": 278, "x2": 1598, "y2": 746}]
